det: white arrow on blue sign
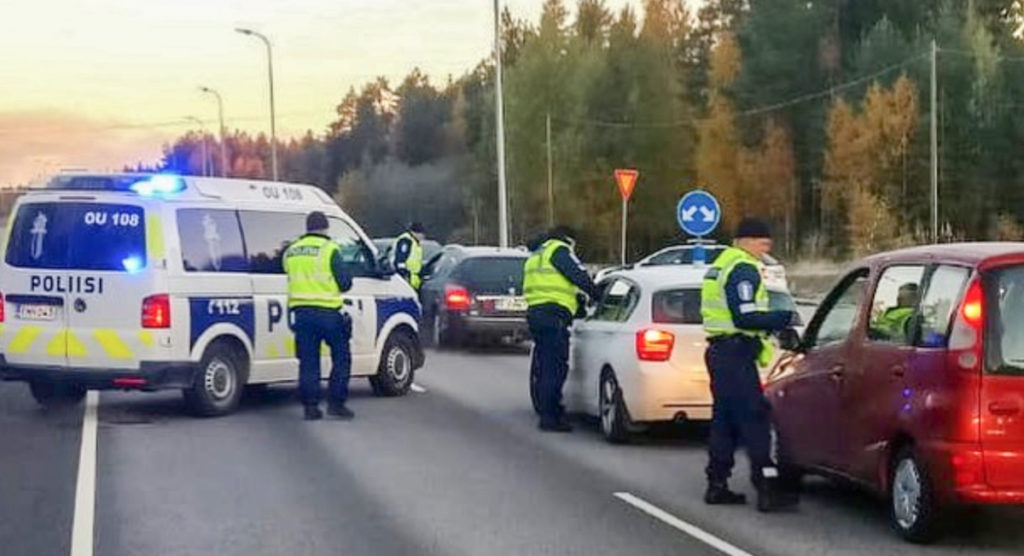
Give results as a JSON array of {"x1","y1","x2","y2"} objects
[{"x1": 677, "y1": 190, "x2": 721, "y2": 237}]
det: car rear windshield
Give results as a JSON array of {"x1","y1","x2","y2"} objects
[
  {"x1": 987, "y1": 265, "x2": 1024, "y2": 376},
  {"x1": 451, "y1": 257, "x2": 525, "y2": 294},
  {"x1": 5, "y1": 202, "x2": 146, "y2": 271},
  {"x1": 652, "y1": 288, "x2": 801, "y2": 325}
]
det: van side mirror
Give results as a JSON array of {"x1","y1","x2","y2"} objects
[
  {"x1": 376, "y1": 255, "x2": 396, "y2": 277},
  {"x1": 778, "y1": 328, "x2": 803, "y2": 352}
]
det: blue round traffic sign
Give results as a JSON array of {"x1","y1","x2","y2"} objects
[{"x1": 677, "y1": 190, "x2": 721, "y2": 237}]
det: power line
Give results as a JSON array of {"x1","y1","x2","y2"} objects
[{"x1": 940, "y1": 47, "x2": 1024, "y2": 63}]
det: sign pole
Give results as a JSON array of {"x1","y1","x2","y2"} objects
[{"x1": 621, "y1": 197, "x2": 628, "y2": 265}]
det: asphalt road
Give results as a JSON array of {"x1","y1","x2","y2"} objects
[{"x1": 4, "y1": 346, "x2": 1024, "y2": 556}]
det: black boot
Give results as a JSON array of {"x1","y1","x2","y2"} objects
[
  {"x1": 757, "y1": 479, "x2": 799, "y2": 513},
  {"x1": 704, "y1": 483, "x2": 747, "y2": 505},
  {"x1": 538, "y1": 419, "x2": 573, "y2": 433},
  {"x1": 327, "y1": 403, "x2": 355, "y2": 420},
  {"x1": 304, "y1": 405, "x2": 323, "y2": 421}
]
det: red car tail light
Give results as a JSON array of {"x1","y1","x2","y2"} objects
[
  {"x1": 636, "y1": 328, "x2": 675, "y2": 361},
  {"x1": 445, "y1": 284, "x2": 471, "y2": 311},
  {"x1": 0, "y1": 292, "x2": 5, "y2": 323},
  {"x1": 951, "y1": 449, "x2": 985, "y2": 487},
  {"x1": 142, "y1": 294, "x2": 171, "y2": 329},
  {"x1": 949, "y1": 279, "x2": 984, "y2": 372}
]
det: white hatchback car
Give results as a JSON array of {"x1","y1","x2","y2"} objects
[
  {"x1": 595, "y1": 244, "x2": 788, "y2": 289},
  {"x1": 564, "y1": 265, "x2": 801, "y2": 442}
]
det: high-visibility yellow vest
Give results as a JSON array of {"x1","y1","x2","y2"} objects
[
  {"x1": 394, "y1": 232, "x2": 423, "y2": 290},
  {"x1": 284, "y1": 235, "x2": 344, "y2": 309},
  {"x1": 700, "y1": 246, "x2": 774, "y2": 367},
  {"x1": 523, "y1": 239, "x2": 579, "y2": 315},
  {"x1": 876, "y1": 306, "x2": 914, "y2": 340}
]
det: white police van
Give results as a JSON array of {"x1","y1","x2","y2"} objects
[{"x1": 0, "y1": 173, "x2": 423, "y2": 416}]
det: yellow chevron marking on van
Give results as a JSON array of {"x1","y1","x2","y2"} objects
[
  {"x1": 94, "y1": 330, "x2": 133, "y2": 360},
  {"x1": 46, "y1": 331, "x2": 65, "y2": 357},
  {"x1": 66, "y1": 331, "x2": 87, "y2": 358},
  {"x1": 267, "y1": 343, "x2": 279, "y2": 358},
  {"x1": 146, "y1": 213, "x2": 165, "y2": 259},
  {"x1": 138, "y1": 331, "x2": 154, "y2": 348},
  {"x1": 284, "y1": 337, "x2": 296, "y2": 357},
  {"x1": 8, "y1": 327, "x2": 41, "y2": 354}
]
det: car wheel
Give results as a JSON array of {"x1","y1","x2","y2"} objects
[
  {"x1": 529, "y1": 345, "x2": 541, "y2": 416},
  {"x1": 599, "y1": 368, "x2": 630, "y2": 444},
  {"x1": 29, "y1": 380, "x2": 86, "y2": 407},
  {"x1": 184, "y1": 342, "x2": 247, "y2": 417},
  {"x1": 370, "y1": 332, "x2": 415, "y2": 397},
  {"x1": 434, "y1": 311, "x2": 459, "y2": 349},
  {"x1": 890, "y1": 447, "x2": 942, "y2": 543},
  {"x1": 770, "y1": 422, "x2": 804, "y2": 492},
  {"x1": 422, "y1": 307, "x2": 439, "y2": 348}
]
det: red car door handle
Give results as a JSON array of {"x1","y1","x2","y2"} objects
[
  {"x1": 989, "y1": 401, "x2": 1022, "y2": 416},
  {"x1": 829, "y1": 365, "x2": 844, "y2": 382},
  {"x1": 892, "y1": 365, "x2": 906, "y2": 378}
]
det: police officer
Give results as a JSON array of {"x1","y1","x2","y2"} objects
[
  {"x1": 523, "y1": 226, "x2": 599, "y2": 432},
  {"x1": 876, "y1": 283, "x2": 919, "y2": 341},
  {"x1": 393, "y1": 222, "x2": 426, "y2": 291},
  {"x1": 284, "y1": 211, "x2": 355, "y2": 421},
  {"x1": 700, "y1": 217, "x2": 798, "y2": 511}
]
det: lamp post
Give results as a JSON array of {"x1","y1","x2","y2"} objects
[
  {"x1": 235, "y1": 27, "x2": 278, "y2": 180},
  {"x1": 199, "y1": 86, "x2": 229, "y2": 177},
  {"x1": 184, "y1": 116, "x2": 209, "y2": 177}
]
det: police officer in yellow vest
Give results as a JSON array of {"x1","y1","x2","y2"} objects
[
  {"x1": 700, "y1": 218, "x2": 798, "y2": 511},
  {"x1": 523, "y1": 226, "x2": 600, "y2": 432},
  {"x1": 875, "y1": 283, "x2": 919, "y2": 342},
  {"x1": 284, "y1": 211, "x2": 355, "y2": 421},
  {"x1": 393, "y1": 222, "x2": 426, "y2": 291}
]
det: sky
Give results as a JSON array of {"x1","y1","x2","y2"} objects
[{"x1": 0, "y1": 0, "x2": 700, "y2": 187}]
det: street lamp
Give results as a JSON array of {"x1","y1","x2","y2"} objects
[
  {"x1": 199, "y1": 86, "x2": 229, "y2": 177},
  {"x1": 493, "y1": 0, "x2": 509, "y2": 248},
  {"x1": 235, "y1": 27, "x2": 278, "y2": 181},
  {"x1": 184, "y1": 116, "x2": 210, "y2": 177}
]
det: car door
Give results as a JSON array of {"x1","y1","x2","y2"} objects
[
  {"x1": 772, "y1": 269, "x2": 869, "y2": 469},
  {"x1": 840, "y1": 264, "x2": 927, "y2": 480},
  {"x1": 568, "y1": 278, "x2": 637, "y2": 416}
]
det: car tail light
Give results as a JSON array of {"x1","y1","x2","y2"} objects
[
  {"x1": 948, "y1": 279, "x2": 984, "y2": 372},
  {"x1": 445, "y1": 284, "x2": 471, "y2": 311},
  {"x1": 636, "y1": 328, "x2": 675, "y2": 361},
  {"x1": 0, "y1": 292, "x2": 5, "y2": 323},
  {"x1": 142, "y1": 294, "x2": 171, "y2": 329},
  {"x1": 951, "y1": 449, "x2": 985, "y2": 487}
]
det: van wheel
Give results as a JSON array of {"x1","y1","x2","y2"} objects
[
  {"x1": 29, "y1": 380, "x2": 86, "y2": 407},
  {"x1": 599, "y1": 369, "x2": 631, "y2": 444},
  {"x1": 370, "y1": 333, "x2": 415, "y2": 397},
  {"x1": 890, "y1": 447, "x2": 942, "y2": 543},
  {"x1": 184, "y1": 343, "x2": 246, "y2": 417}
]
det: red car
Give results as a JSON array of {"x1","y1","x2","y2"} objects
[{"x1": 768, "y1": 243, "x2": 1024, "y2": 543}]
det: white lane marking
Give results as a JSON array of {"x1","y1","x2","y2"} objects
[
  {"x1": 410, "y1": 383, "x2": 428, "y2": 394},
  {"x1": 614, "y1": 492, "x2": 756, "y2": 556},
  {"x1": 70, "y1": 391, "x2": 99, "y2": 556}
]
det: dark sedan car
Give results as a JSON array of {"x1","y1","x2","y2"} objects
[{"x1": 420, "y1": 246, "x2": 529, "y2": 348}]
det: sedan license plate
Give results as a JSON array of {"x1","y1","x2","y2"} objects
[
  {"x1": 18, "y1": 304, "x2": 56, "y2": 321},
  {"x1": 495, "y1": 296, "x2": 528, "y2": 312}
]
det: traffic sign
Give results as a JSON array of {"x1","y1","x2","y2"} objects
[
  {"x1": 614, "y1": 169, "x2": 639, "y2": 202},
  {"x1": 677, "y1": 190, "x2": 721, "y2": 237}
]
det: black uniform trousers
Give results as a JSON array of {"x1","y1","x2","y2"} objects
[
  {"x1": 528, "y1": 304, "x2": 572, "y2": 425},
  {"x1": 290, "y1": 306, "x2": 352, "y2": 407},
  {"x1": 705, "y1": 335, "x2": 774, "y2": 486}
]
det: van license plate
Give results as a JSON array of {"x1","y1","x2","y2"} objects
[
  {"x1": 18, "y1": 304, "x2": 56, "y2": 321},
  {"x1": 495, "y1": 297, "x2": 528, "y2": 312}
]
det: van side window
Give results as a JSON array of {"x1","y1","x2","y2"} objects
[
  {"x1": 239, "y1": 211, "x2": 306, "y2": 274},
  {"x1": 327, "y1": 217, "x2": 376, "y2": 277},
  {"x1": 806, "y1": 271, "x2": 868, "y2": 348},
  {"x1": 867, "y1": 265, "x2": 926, "y2": 345},
  {"x1": 916, "y1": 265, "x2": 969, "y2": 348},
  {"x1": 177, "y1": 209, "x2": 248, "y2": 273}
]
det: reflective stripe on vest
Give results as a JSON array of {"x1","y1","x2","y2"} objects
[
  {"x1": 523, "y1": 239, "x2": 579, "y2": 315},
  {"x1": 284, "y1": 235, "x2": 344, "y2": 309},
  {"x1": 394, "y1": 232, "x2": 423, "y2": 289}
]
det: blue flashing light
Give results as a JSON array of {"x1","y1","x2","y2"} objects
[
  {"x1": 130, "y1": 174, "x2": 185, "y2": 196},
  {"x1": 122, "y1": 256, "x2": 144, "y2": 274}
]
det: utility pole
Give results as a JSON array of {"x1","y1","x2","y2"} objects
[
  {"x1": 546, "y1": 112, "x2": 554, "y2": 227},
  {"x1": 494, "y1": 0, "x2": 509, "y2": 248},
  {"x1": 236, "y1": 28, "x2": 278, "y2": 181},
  {"x1": 930, "y1": 39, "x2": 939, "y2": 243},
  {"x1": 199, "y1": 86, "x2": 228, "y2": 177},
  {"x1": 184, "y1": 116, "x2": 209, "y2": 177}
]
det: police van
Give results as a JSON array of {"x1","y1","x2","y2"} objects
[{"x1": 0, "y1": 173, "x2": 424, "y2": 416}]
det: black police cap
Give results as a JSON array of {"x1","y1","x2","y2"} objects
[
  {"x1": 735, "y1": 218, "x2": 772, "y2": 239},
  {"x1": 307, "y1": 211, "x2": 329, "y2": 232},
  {"x1": 408, "y1": 221, "x2": 426, "y2": 234}
]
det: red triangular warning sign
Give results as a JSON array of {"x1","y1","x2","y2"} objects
[{"x1": 615, "y1": 169, "x2": 639, "y2": 202}]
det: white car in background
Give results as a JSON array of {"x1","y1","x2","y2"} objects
[
  {"x1": 564, "y1": 265, "x2": 802, "y2": 443},
  {"x1": 594, "y1": 243, "x2": 789, "y2": 290}
]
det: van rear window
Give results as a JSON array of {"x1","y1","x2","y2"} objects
[{"x1": 5, "y1": 203, "x2": 146, "y2": 271}]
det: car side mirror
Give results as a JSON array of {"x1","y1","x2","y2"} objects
[
  {"x1": 376, "y1": 255, "x2": 396, "y2": 277},
  {"x1": 777, "y1": 328, "x2": 803, "y2": 352}
]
